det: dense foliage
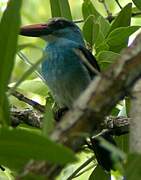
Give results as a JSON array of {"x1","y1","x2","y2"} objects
[{"x1": 0, "y1": 0, "x2": 141, "y2": 179}]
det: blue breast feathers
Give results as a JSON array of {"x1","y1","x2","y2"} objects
[{"x1": 41, "y1": 40, "x2": 91, "y2": 108}]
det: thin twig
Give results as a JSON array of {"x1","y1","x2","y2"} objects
[
  {"x1": 74, "y1": 19, "x2": 84, "y2": 24},
  {"x1": 8, "y1": 88, "x2": 45, "y2": 113},
  {"x1": 74, "y1": 12, "x2": 141, "y2": 25},
  {"x1": 115, "y1": 0, "x2": 122, "y2": 9},
  {"x1": 132, "y1": 12, "x2": 141, "y2": 17},
  {"x1": 73, "y1": 164, "x2": 95, "y2": 178},
  {"x1": 98, "y1": 0, "x2": 112, "y2": 17},
  {"x1": 17, "y1": 51, "x2": 44, "y2": 82},
  {"x1": 67, "y1": 156, "x2": 95, "y2": 180}
]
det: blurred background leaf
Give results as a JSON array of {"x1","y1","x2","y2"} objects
[
  {"x1": 0, "y1": 0, "x2": 22, "y2": 125},
  {"x1": 49, "y1": 0, "x2": 72, "y2": 20},
  {"x1": 0, "y1": 128, "x2": 76, "y2": 171}
]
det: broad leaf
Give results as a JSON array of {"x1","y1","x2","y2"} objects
[
  {"x1": 0, "y1": 0, "x2": 22, "y2": 125},
  {"x1": 106, "y1": 26, "x2": 140, "y2": 52},
  {"x1": 82, "y1": 0, "x2": 110, "y2": 37},
  {"x1": 0, "y1": 128, "x2": 76, "y2": 171},
  {"x1": 132, "y1": 0, "x2": 141, "y2": 10},
  {"x1": 97, "y1": 50, "x2": 121, "y2": 69},
  {"x1": 109, "y1": 3, "x2": 132, "y2": 33},
  {"x1": 95, "y1": 30, "x2": 105, "y2": 48},
  {"x1": 89, "y1": 165, "x2": 110, "y2": 180},
  {"x1": 97, "y1": 51, "x2": 120, "y2": 64},
  {"x1": 49, "y1": 0, "x2": 72, "y2": 20},
  {"x1": 115, "y1": 135, "x2": 129, "y2": 154},
  {"x1": 95, "y1": 42, "x2": 109, "y2": 55},
  {"x1": 83, "y1": 15, "x2": 99, "y2": 49},
  {"x1": 15, "y1": 79, "x2": 49, "y2": 97}
]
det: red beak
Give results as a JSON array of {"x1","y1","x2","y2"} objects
[{"x1": 20, "y1": 23, "x2": 51, "y2": 37}]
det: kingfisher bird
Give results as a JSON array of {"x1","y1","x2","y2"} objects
[
  {"x1": 20, "y1": 17, "x2": 119, "y2": 172},
  {"x1": 20, "y1": 18, "x2": 100, "y2": 109}
]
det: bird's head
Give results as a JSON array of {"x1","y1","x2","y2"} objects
[{"x1": 20, "y1": 17, "x2": 84, "y2": 45}]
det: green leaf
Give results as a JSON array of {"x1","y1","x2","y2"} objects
[
  {"x1": 132, "y1": 0, "x2": 141, "y2": 10},
  {"x1": 95, "y1": 42, "x2": 109, "y2": 55},
  {"x1": 49, "y1": 0, "x2": 72, "y2": 20},
  {"x1": 132, "y1": 7, "x2": 141, "y2": 18},
  {"x1": 115, "y1": 134, "x2": 129, "y2": 153},
  {"x1": 125, "y1": 97, "x2": 131, "y2": 116},
  {"x1": 96, "y1": 50, "x2": 121, "y2": 69},
  {"x1": 125, "y1": 154, "x2": 141, "y2": 180},
  {"x1": 0, "y1": 128, "x2": 76, "y2": 171},
  {"x1": 17, "y1": 51, "x2": 43, "y2": 80},
  {"x1": 16, "y1": 79, "x2": 49, "y2": 97},
  {"x1": 106, "y1": 26, "x2": 140, "y2": 52},
  {"x1": 83, "y1": 15, "x2": 99, "y2": 48},
  {"x1": 0, "y1": 0, "x2": 22, "y2": 125},
  {"x1": 42, "y1": 100, "x2": 55, "y2": 136},
  {"x1": 107, "y1": 26, "x2": 140, "y2": 46},
  {"x1": 95, "y1": 30, "x2": 105, "y2": 48},
  {"x1": 97, "y1": 50, "x2": 121, "y2": 64},
  {"x1": 11, "y1": 57, "x2": 44, "y2": 92},
  {"x1": 17, "y1": 44, "x2": 39, "y2": 52},
  {"x1": 89, "y1": 165, "x2": 110, "y2": 180},
  {"x1": 109, "y1": 3, "x2": 132, "y2": 33},
  {"x1": 82, "y1": 0, "x2": 110, "y2": 37}
]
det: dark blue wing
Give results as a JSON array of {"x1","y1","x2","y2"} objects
[{"x1": 73, "y1": 46, "x2": 100, "y2": 78}]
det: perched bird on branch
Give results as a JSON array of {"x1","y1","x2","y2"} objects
[{"x1": 20, "y1": 17, "x2": 119, "y2": 172}]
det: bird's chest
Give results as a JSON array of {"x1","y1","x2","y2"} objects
[
  {"x1": 42, "y1": 51, "x2": 74, "y2": 83},
  {"x1": 41, "y1": 48, "x2": 90, "y2": 107}
]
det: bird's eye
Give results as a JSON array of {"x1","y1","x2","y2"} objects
[{"x1": 56, "y1": 20, "x2": 64, "y2": 27}]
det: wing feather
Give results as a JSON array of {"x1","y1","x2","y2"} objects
[{"x1": 73, "y1": 46, "x2": 100, "y2": 78}]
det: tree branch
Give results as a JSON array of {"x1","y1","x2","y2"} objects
[
  {"x1": 11, "y1": 107, "x2": 42, "y2": 128},
  {"x1": 130, "y1": 79, "x2": 141, "y2": 153},
  {"x1": 50, "y1": 33, "x2": 141, "y2": 151},
  {"x1": 15, "y1": 31, "x2": 141, "y2": 180},
  {"x1": 9, "y1": 88, "x2": 45, "y2": 113}
]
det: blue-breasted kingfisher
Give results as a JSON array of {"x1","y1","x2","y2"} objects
[{"x1": 20, "y1": 17, "x2": 119, "y2": 172}]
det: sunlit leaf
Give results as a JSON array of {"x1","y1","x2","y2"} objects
[
  {"x1": 16, "y1": 79, "x2": 48, "y2": 97},
  {"x1": 17, "y1": 43, "x2": 39, "y2": 51}
]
